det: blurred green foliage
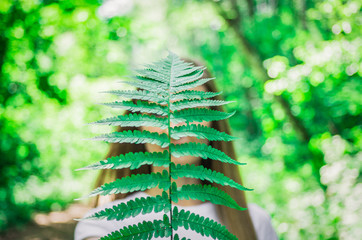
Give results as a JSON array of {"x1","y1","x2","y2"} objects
[{"x1": 0, "y1": 0, "x2": 361, "y2": 239}]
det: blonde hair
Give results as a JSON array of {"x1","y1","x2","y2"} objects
[{"x1": 92, "y1": 62, "x2": 257, "y2": 240}]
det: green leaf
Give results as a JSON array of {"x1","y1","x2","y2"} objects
[
  {"x1": 90, "y1": 130, "x2": 170, "y2": 148},
  {"x1": 99, "y1": 214, "x2": 171, "y2": 240},
  {"x1": 171, "y1": 124, "x2": 238, "y2": 141},
  {"x1": 78, "y1": 191, "x2": 170, "y2": 221},
  {"x1": 173, "y1": 66, "x2": 205, "y2": 78},
  {"x1": 118, "y1": 79, "x2": 167, "y2": 96},
  {"x1": 122, "y1": 75, "x2": 168, "y2": 90},
  {"x1": 76, "y1": 151, "x2": 169, "y2": 171},
  {"x1": 171, "y1": 90, "x2": 222, "y2": 101},
  {"x1": 172, "y1": 206, "x2": 238, "y2": 240},
  {"x1": 173, "y1": 234, "x2": 191, "y2": 240},
  {"x1": 100, "y1": 100, "x2": 168, "y2": 116},
  {"x1": 171, "y1": 69, "x2": 204, "y2": 87},
  {"x1": 170, "y1": 99, "x2": 233, "y2": 111},
  {"x1": 171, "y1": 108, "x2": 236, "y2": 124},
  {"x1": 171, "y1": 183, "x2": 246, "y2": 211},
  {"x1": 166, "y1": 53, "x2": 195, "y2": 72},
  {"x1": 77, "y1": 170, "x2": 170, "y2": 199},
  {"x1": 101, "y1": 90, "x2": 167, "y2": 104},
  {"x1": 89, "y1": 113, "x2": 168, "y2": 129},
  {"x1": 143, "y1": 56, "x2": 193, "y2": 76},
  {"x1": 170, "y1": 163, "x2": 252, "y2": 191},
  {"x1": 134, "y1": 69, "x2": 170, "y2": 84},
  {"x1": 170, "y1": 142, "x2": 245, "y2": 166},
  {"x1": 170, "y1": 78, "x2": 214, "y2": 93},
  {"x1": 77, "y1": 52, "x2": 250, "y2": 240}
]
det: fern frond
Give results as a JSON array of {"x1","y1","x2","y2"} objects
[
  {"x1": 140, "y1": 56, "x2": 197, "y2": 75},
  {"x1": 101, "y1": 90, "x2": 167, "y2": 104},
  {"x1": 171, "y1": 70, "x2": 204, "y2": 87},
  {"x1": 100, "y1": 100, "x2": 168, "y2": 116},
  {"x1": 170, "y1": 163, "x2": 252, "y2": 191},
  {"x1": 166, "y1": 53, "x2": 194, "y2": 72},
  {"x1": 119, "y1": 79, "x2": 167, "y2": 96},
  {"x1": 170, "y1": 90, "x2": 222, "y2": 101},
  {"x1": 170, "y1": 78, "x2": 214, "y2": 93},
  {"x1": 99, "y1": 214, "x2": 171, "y2": 240},
  {"x1": 78, "y1": 52, "x2": 253, "y2": 240},
  {"x1": 134, "y1": 69, "x2": 170, "y2": 84},
  {"x1": 171, "y1": 183, "x2": 246, "y2": 211},
  {"x1": 89, "y1": 113, "x2": 168, "y2": 129},
  {"x1": 76, "y1": 151, "x2": 169, "y2": 171},
  {"x1": 170, "y1": 142, "x2": 245, "y2": 166},
  {"x1": 90, "y1": 130, "x2": 169, "y2": 148},
  {"x1": 124, "y1": 75, "x2": 168, "y2": 90},
  {"x1": 170, "y1": 99, "x2": 233, "y2": 111},
  {"x1": 171, "y1": 124, "x2": 238, "y2": 141},
  {"x1": 78, "y1": 170, "x2": 170, "y2": 199},
  {"x1": 171, "y1": 108, "x2": 236, "y2": 124},
  {"x1": 143, "y1": 57, "x2": 193, "y2": 75},
  {"x1": 172, "y1": 206, "x2": 238, "y2": 240},
  {"x1": 173, "y1": 66, "x2": 205, "y2": 78},
  {"x1": 79, "y1": 191, "x2": 170, "y2": 221},
  {"x1": 143, "y1": 62, "x2": 170, "y2": 74},
  {"x1": 173, "y1": 234, "x2": 191, "y2": 240}
]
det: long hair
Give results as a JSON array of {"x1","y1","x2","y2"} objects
[{"x1": 91, "y1": 61, "x2": 258, "y2": 240}]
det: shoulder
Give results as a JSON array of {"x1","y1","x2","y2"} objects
[
  {"x1": 84, "y1": 192, "x2": 146, "y2": 216},
  {"x1": 74, "y1": 192, "x2": 146, "y2": 240},
  {"x1": 248, "y1": 203, "x2": 279, "y2": 240}
]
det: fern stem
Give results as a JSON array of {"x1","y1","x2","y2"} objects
[{"x1": 168, "y1": 54, "x2": 174, "y2": 240}]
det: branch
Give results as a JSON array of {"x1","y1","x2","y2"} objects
[
  {"x1": 210, "y1": 0, "x2": 327, "y2": 191},
  {"x1": 245, "y1": 0, "x2": 255, "y2": 17},
  {"x1": 211, "y1": 0, "x2": 310, "y2": 142}
]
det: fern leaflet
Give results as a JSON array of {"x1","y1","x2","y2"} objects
[
  {"x1": 170, "y1": 163, "x2": 252, "y2": 191},
  {"x1": 172, "y1": 206, "x2": 238, "y2": 240},
  {"x1": 77, "y1": 191, "x2": 170, "y2": 221},
  {"x1": 76, "y1": 151, "x2": 169, "y2": 171}
]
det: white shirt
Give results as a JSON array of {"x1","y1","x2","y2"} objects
[{"x1": 74, "y1": 191, "x2": 278, "y2": 240}]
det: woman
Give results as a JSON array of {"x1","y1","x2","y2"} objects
[{"x1": 74, "y1": 61, "x2": 278, "y2": 240}]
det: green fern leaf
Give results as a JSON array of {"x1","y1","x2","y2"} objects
[
  {"x1": 173, "y1": 234, "x2": 191, "y2": 240},
  {"x1": 170, "y1": 90, "x2": 222, "y2": 101},
  {"x1": 170, "y1": 142, "x2": 245, "y2": 166},
  {"x1": 170, "y1": 163, "x2": 252, "y2": 191},
  {"x1": 118, "y1": 79, "x2": 168, "y2": 96},
  {"x1": 124, "y1": 75, "x2": 168, "y2": 90},
  {"x1": 89, "y1": 113, "x2": 168, "y2": 129},
  {"x1": 171, "y1": 108, "x2": 236, "y2": 124},
  {"x1": 170, "y1": 99, "x2": 233, "y2": 111},
  {"x1": 172, "y1": 206, "x2": 238, "y2": 240},
  {"x1": 173, "y1": 66, "x2": 205, "y2": 78},
  {"x1": 171, "y1": 70, "x2": 204, "y2": 87},
  {"x1": 100, "y1": 100, "x2": 168, "y2": 116},
  {"x1": 101, "y1": 90, "x2": 167, "y2": 104},
  {"x1": 77, "y1": 52, "x2": 253, "y2": 240},
  {"x1": 171, "y1": 124, "x2": 238, "y2": 141},
  {"x1": 78, "y1": 170, "x2": 170, "y2": 199},
  {"x1": 90, "y1": 130, "x2": 169, "y2": 148},
  {"x1": 164, "y1": 54, "x2": 197, "y2": 75},
  {"x1": 142, "y1": 62, "x2": 170, "y2": 74},
  {"x1": 134, "y1": 69, "x2": 170, "y2": 84},
  {"x1": 76, "y1": 151, "x2": 169, "y2": 171},
  {"x1": 171, "y1": 183, "x2": 246, "y2": 211},
  {"x1": 99, "y1": 214, "x2": 171, "y2": 240},
  {"x1": 78, "y1": 191, "x2": 170, "y2": 221},
  {"x1": 143, "y1": 57, "x2": 195, "y2": 75},
  {"x1": 170, "y1": 78, "x2": 214, "y2": 93}
]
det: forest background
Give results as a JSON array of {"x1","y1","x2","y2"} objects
[{"x1": 0, "y1": 0, "x2": 361, "y2": 239}]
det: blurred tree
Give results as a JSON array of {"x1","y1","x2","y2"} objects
[{"x1": 0, "y1": 0, "x2": 360, "y2": 239}]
